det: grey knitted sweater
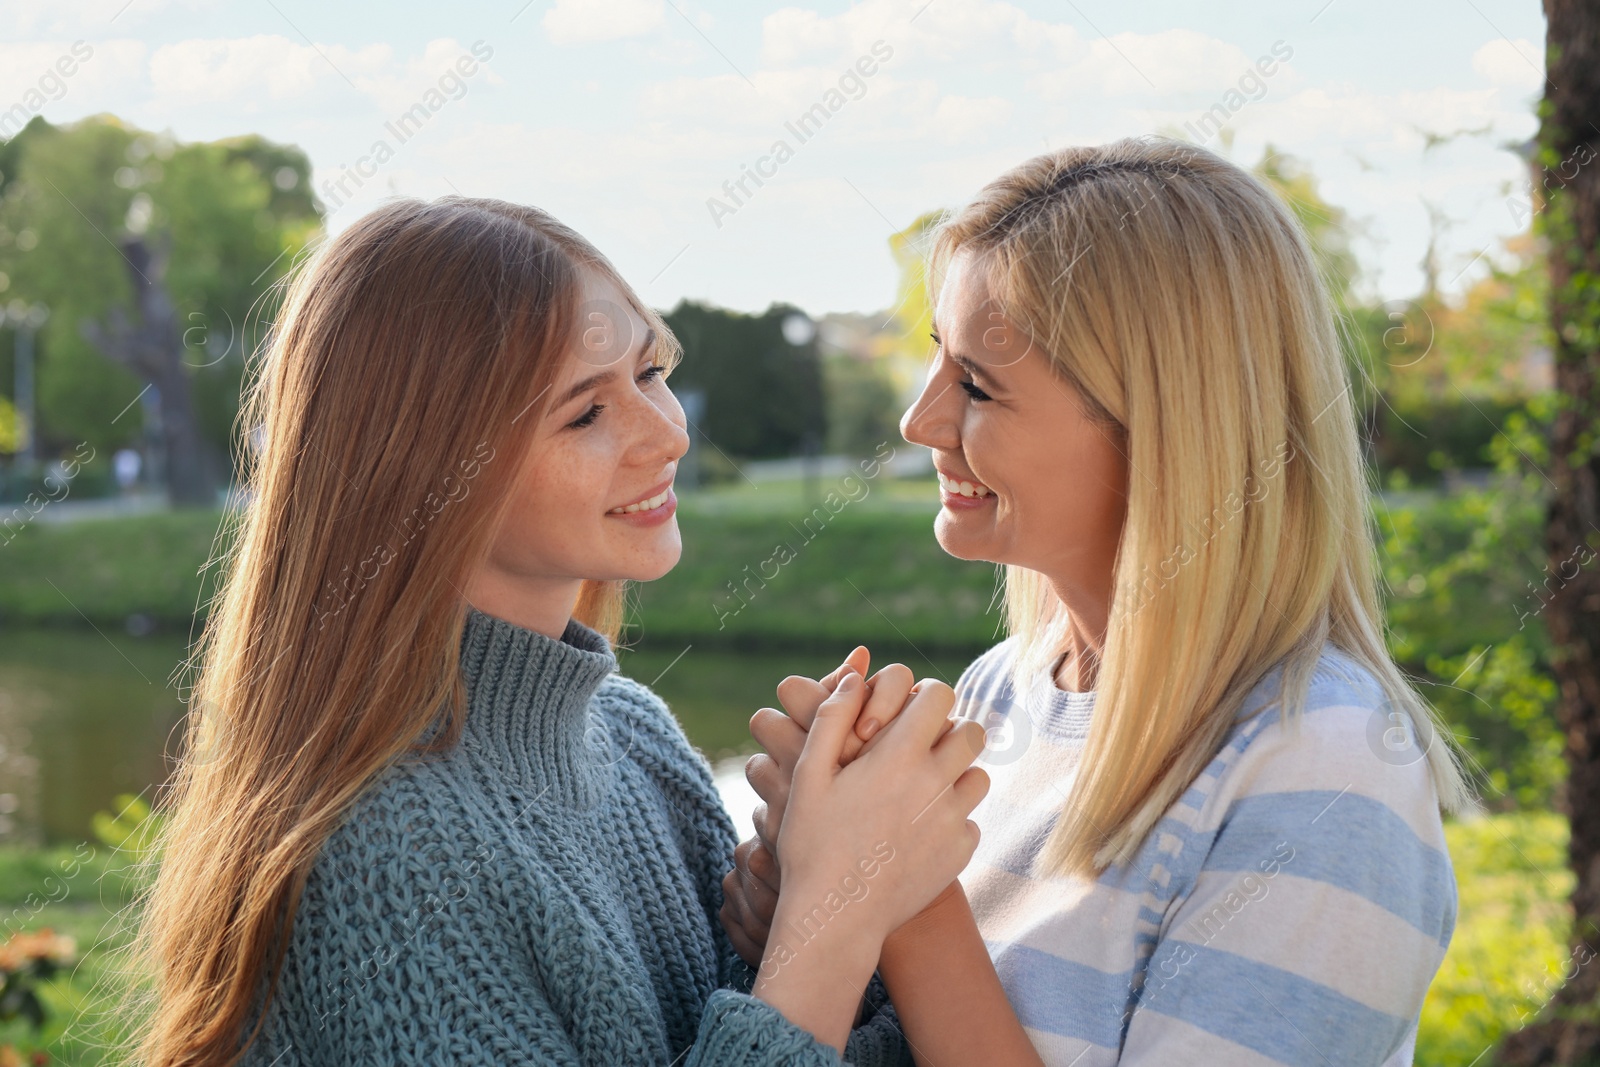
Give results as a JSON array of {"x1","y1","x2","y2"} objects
[{"x1": 241, "y1": 607, "x2": 912, "y2": 1065}]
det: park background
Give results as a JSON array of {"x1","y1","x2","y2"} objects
[{"x1": 0, "y1": 0, "x2": 1579, "y2": 1064}]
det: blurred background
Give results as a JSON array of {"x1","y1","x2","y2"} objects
[{"x1": 0, "y1": 0, "x2": 1582, "y2": 1063}]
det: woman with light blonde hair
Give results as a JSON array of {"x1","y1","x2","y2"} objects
[{"x1": 725, "y1": 136, "x2": 1472, "y2": 1065}]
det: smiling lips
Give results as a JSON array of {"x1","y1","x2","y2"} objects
[
  {"x1": 608, "y1": 481, "x2": 675, "y2": 515},
  {"x1": 937, "y1": 470, "x2": 993, "y2": 499}
]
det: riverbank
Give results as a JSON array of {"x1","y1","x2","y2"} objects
[{"x1": 0, "y1": 482, "x2": 1001, "y2": 655}]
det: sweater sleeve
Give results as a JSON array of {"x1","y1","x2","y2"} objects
[
  {"x1": 1120, "y1": 693, "x2": 1456, "y2": 1065},
  {"x1": 606, "y1": 675, "x2": 914, "y2": 1067}
]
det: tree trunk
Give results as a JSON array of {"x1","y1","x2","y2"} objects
[
  {"x1": 1499, "y1": 2, "x2": 1600, "y2": 1064},
  {"x1": 80, "y1": 235, "x2": 216, "y2": 506}
]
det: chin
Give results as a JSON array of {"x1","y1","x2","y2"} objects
[
  {"x1": 621, "y1": 539, "x2": 684, "y2": 583},
  {"x1": 932, "y1": 514, "x2": 996, "y2": 563}
]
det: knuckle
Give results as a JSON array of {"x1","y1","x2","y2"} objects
[
  {"x1": 750, "y1": 843, "x2": 774, "y2": 877},
  {"x1": 873, "y1": 663, "x2": 914, "y2": 687}
]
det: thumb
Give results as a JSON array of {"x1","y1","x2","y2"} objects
[{"x1": 796, "y1": 671, "x2": 867, "y2": 775}]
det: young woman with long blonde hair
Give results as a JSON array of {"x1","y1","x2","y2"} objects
[
  {"x1": 725, "y1": 137, "x2": 1473, "y2": 1066},
  {"x1": 132, "y1": 197, "x2": 989, "y2": 1066}
]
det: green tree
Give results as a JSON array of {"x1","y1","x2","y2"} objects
[
  {"x1": 0, "y1": 115, "x2": 320, "y2": 498},
  {"x1": 1501, "y1": 2, "x2": 1600, "y2": 1062},
  {"x1": 662, "y1": 301, "x2": 826, "y2": 458}
]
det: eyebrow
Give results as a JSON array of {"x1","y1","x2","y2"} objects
[
  {"x1": 931, "y1": 313, "x2": 1010, "y2": 391},
  {"x1": 557, "y1": 326, "x2": 657, "y2": 406},
  {"x1": 943, "y1": 346, "x2": 1002, "y2": 392}
]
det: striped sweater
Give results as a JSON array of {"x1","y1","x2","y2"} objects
[{"x1": 947, "y1": 638, "x2": 1456, "y2": 1066}]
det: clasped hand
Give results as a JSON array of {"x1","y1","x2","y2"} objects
[{"x1": 722, "y1": 648, "x2": 987, "y2": 970}]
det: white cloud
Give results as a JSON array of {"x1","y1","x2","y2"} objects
[
  {"x1": 1247, "y1": 84, "x2": 1512, "y2": 152},
  {"x1": 1032, "y1": 29, "x2": 1258, "y2": 99},
  {"x1": 931, "y1": 94, "x2": 1013, "y2": 142},
  {"x1": 544, "y1": 0, "x2": 665, "y2": 46},
  {"x1": 1472, "y1": 38, "x2": 1544, "y2": 91},
  {"x1": 148, "y1": 36, "x2": 395, "y2": 103},
  {"x1": 0, "y1": 0, "x2": 217, "y2": 36},
  {"x1": 0, "y1": 0, "x2": 1550, "y2": 314},
  {"x1": 761, "y1": 0, "x2": 1080, "y2": 67}
]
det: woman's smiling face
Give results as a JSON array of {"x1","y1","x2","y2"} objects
[
  {"x1": 899, "y1": 248, "x2": 1130, "y2": 598},
  {"x1": 467, "y1": 268, "x2": 690, "y2": 633}
]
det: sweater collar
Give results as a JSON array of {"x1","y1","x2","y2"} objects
[{"x1": 457, "y1": 606, "x2": 619, "y2": 806}]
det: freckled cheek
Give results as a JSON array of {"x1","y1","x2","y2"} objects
[{"x1": 520, "y1": 446, "x2": 611, "y2": 523}]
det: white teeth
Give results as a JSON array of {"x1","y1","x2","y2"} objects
[
  {"x1": 610, "y1": 488, "x2": 672, "y2": 514},
  {"x1": 937, "y1": 472, "x2": 991, "y2": 498}
]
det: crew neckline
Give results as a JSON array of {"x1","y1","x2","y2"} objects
[{"x1": 1027, "y1": 650, "x2": 1097, "y2": 743}]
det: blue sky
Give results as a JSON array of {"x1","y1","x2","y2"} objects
[{"x1": 0, "y1": 0, "x2": 1549, "y2": 316}]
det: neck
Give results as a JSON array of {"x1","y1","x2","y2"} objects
[
  {"x1": 463, "y1": 566, "x2": 582, "y2": 640},
  {"x1": 1045, "y1": 575, "x2": 1110, "y2": 693}
]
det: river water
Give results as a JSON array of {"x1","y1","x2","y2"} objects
[{"x1": 0, "y1": 627, "x2": 976, "y2": 845}]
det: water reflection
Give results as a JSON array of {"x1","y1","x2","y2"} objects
[
  {"x1": 0, "y1": 627, "x2": 978, "y2": 844},
  {"x1": 0, "y1": 628, "x2": 187, "y2": 843}
]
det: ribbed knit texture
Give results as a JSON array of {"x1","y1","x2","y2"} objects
[{"x1": 241, "y1": 607, "x2": 911, "y2": 1065}]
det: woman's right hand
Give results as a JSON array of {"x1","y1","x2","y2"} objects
[{"x1": 750, "y1": 672, "x2": 987, "y2": 1047}]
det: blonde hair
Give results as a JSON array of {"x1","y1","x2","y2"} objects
[
  {"x1": 131, "y1": 197, "x2": 677, "y2": 1065},
  {"x1": 930, "y1": 137, "x2": 1473, "y2": 877}
]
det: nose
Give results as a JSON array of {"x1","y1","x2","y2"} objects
[
  {"x1": 640, "y1": 382, "x2": 691, "y2": 466},
  {"x1": 900, "y1": 361, "x2": 962, "y2": 452}
]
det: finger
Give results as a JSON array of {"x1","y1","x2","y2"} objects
[
  {"x1": 931, "y1": 718, "x2": 987, "y2": 777},
  {"x1": 728, "y1": 847, "x2": 773, "y2": 928},
  {"x1": 873, "y1": 678, "x2": 958, "y2": 755},
  {"x1": 730, "y1": 873, "x2": 772, "y2": 942},
  {"x1": 745, "y1": 839, "x2": 782, "y2": 896},
  {"x1": 742, "y1": 868, "x2": 780, "y2": 925},
  {"x1": 831, "y1": 645, "x2": 872, "y2": 687},
  {"x1": 839, "y1": 665, "x2": 916, "y2": 764},
  {"x1": 815, "y1": 646, "x2": 871, "y2": 694},
  {"x1": 719, "y1": 885, "x2": 766, "y2": 969},
  {"x1": 775, "y1": 675, "x2": 829, "y2": 730},
  {"x1": 725, "y1": 919, "x2": 766, "y2": 970},
  {"x1": 951, "y1": 764, "x2": 991, "y2": 815},
  {"x1": 778, "y1": 647, "x2": 872, "y2": 730},
  {"x1": 853, "y1": 681, "x2": 925, "y2": 762},
  {"x1": 795, "y1": 671, "x2": 869, "y2": 775},
  {"x1": 750, "y1": 709, "x2": 806, "y2": 772},
  {"x1": 856, "y1": 663, "x2": 915, "y2": 742},
  {"x1": 722, "y1": 867, "x2": 753, "y2": 932},
  {"x1": 745, "y1": 753, "x2": 790, "y2": 807}
]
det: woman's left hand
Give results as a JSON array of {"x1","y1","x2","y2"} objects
[{"x1": 721, "y1": 655, "x2": 928, "y2": 967}]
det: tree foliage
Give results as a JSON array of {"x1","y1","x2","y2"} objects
[
  {"x1": 661, "y1": 300, "x2": 826, "y2": 459},
  {"x1": 0, "y1": 114, "x2": 320, "y2": 487}
]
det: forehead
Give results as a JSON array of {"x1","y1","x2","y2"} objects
[
  {"x1": 566, "y1": 268, "x2": 648, "y2": 370},
  {"x1": 933, "y1": 249, "x2": 994, "y2": 329}
]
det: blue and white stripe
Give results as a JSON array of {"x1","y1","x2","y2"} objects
[{"x1": 951, "y1": 639, "x2": 1456, "y2": 1066}]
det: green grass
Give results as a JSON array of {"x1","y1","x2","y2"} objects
[
  {"x1": 1419, "y1": 812, "x2": 1572, "y2": 1066},
  {"x1": 0, "y1": 811, "x2": 1567, "y2": 1065},
  {"x1": 0, "y1": 479, "x2": 1003, "y2": 654},
  {"x1": 0, "y1": 510, "x2": 223, "y2": 628},
  {"x1": 0, "y1": 844, "x2": 146, "y2": 1064}
]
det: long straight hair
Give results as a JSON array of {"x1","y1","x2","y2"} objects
[
  {"x1": 929, "y1": 138, "x2": 1473, "y2": 877},
  {"x1": 131, "y1": 197, "x2": 679, "y2": 1065}
]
